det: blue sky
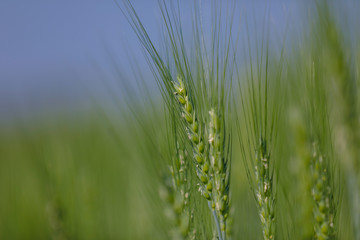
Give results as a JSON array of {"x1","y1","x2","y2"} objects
[{"x1": 0, "y1": 0, "x2": 356, "y2": 123}]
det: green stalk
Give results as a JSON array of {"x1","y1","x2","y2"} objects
[{"x1": 209, "y1": 202, "x2": 223, "y2": 240}]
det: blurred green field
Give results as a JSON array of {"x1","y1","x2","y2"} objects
[{"x1": 0, "y1": 113, "x2": 259, "y2": 239}]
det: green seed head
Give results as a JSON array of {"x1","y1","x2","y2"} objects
[
  {"x1": 185, "y1": 101, "x2": 192, "y2": 113},
  {"x1": 207, "y1": 182, "x2": 213, "y2": 191},
  {"x1": 321, "y1": 222, "x2": 329, "y2": 234},
  {"x1": 316, "y1": 234, "x2": 326, "y2": 240},
  {"x1": 319, "y1": 201, "x2": 326, "y2": 213},
  {"x1": 198, "y1": 141, "x2": 204, "y2": 153},
  {"x1": 264, "y1": 227, "x2": 270, "y2": 238},
  {"x1": 315, "y1": 211, "x2": 325, "y2": 223},
  {"x1": 200, "y1": 175, "x2": 208, "y2": 184},
  {"x1": 177, "y1": 95, "x2": 186, "y2": 105},
  {"x1": 192, "y1": 134, "x2": 199, "y2": 144},
  {"x1": 261, "y1": 208, "x2": 266, "y2": 219},
  {"x1": 196, "y1": 154, "x2": 204, "y2": 164},
  {"x1": 203, "y1": 163, "x2": 209, "y2": 173},
  {"x1": 176, "y1": 76, "x2": 186, "y2": 96},
  {"x1": 185, "y1": 113, "x2": 193, "y2": 124},
  {"x1": 220, "y1": 200, "x2": 226, "y2": 212},
  {"x1": 192, "y1": 122, "x2": 198, "y2": 133},
  {"x1": 204, "y1": 191, "x2": 211, "y2": 200}
]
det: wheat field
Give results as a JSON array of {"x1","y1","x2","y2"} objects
[{"x1": 1, "y1": 1, "x2": 360, "y2": 239}]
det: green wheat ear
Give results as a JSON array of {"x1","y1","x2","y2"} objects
[
  {"x1": 173, "y1": 75, "x2": 232, "y2": 240},
  {"x1": 173, "y1": 76, "x2": 212, "y2": 202},
  {"x1": 160, "y1": 146, "x2": 190, "y2": 239},
  {"x1": 209, "y1": 108, "x2": 231, "y2": 240},
  {"x1": 290, "y1": 109, "x2": 316, "y2": 239},
  {"x1": 255, "y1": 138, "x2": 275, "y2": 240},
  {"x1": 121, "y1": 0, "x2": 235, "y2": 237},
  {"x1": 311, "y1": 144, "x2": 335, "y2": 240},
  {"x1": 236, "y1": 51, "x2": 281, "y2": 240},
  {"x1": 173, "y1": 77, "x2": 214, "y2": 203},
  {"x1": 291, "y1": 110, "x2": 336, "y2": 240}
]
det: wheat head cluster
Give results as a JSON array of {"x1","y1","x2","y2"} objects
[{"x1": 119, "y1": 0, "x2": 360, "y2": 239}]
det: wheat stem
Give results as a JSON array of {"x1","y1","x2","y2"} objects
[{"x1": 209, "y1": 202, "x2": 223, "y2": 240}]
